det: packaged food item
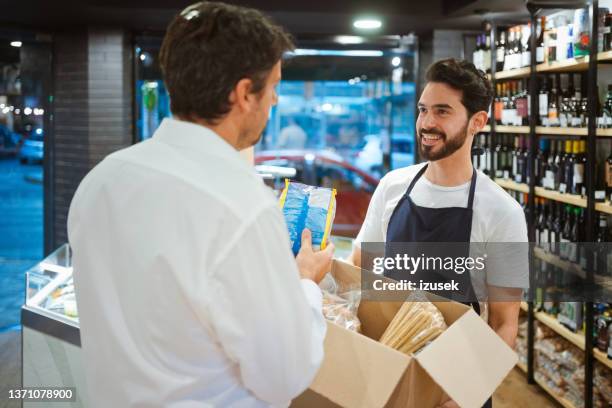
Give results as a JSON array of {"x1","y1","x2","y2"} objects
[
  {"x1": 379, "y1": 292, "x2": 447, "y2": 355},
  {"x1": 278, "y1": 180, "x2": 336, "y2": 255},
  {"x1": 558, "y1": 302, "x2": 582, "y2": 332},
  {"x1": 319, "y1": 273, "x2": 361, "y2": 332}
]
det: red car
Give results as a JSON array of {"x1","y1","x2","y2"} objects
[{"x1": 255, "y1": 149, "x2": 380, "y2": 237}]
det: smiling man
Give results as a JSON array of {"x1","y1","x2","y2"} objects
[{"x1": 349, "y1": 58, "x2": 528, "y2": 408}]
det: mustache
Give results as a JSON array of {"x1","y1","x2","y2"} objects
[{"x1": 419, "y1": 128, "x2": 446, "y2": 138}]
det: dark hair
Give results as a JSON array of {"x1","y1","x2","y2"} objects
[
  {"x1": 159, "y1": 2, "x2": 294, "y2": 122},
  {"x1": 425, "y1": 58, "x2": 493, "y2": 118}
]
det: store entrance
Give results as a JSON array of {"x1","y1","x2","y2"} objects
[{"x1": 0, "y1": 34, "x2": 51, "y2": 333}]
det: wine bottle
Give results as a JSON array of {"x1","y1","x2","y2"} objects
[
  {"x1": 539, "y1": 76, "x2": 550, "y2": 126},
  {"x1": 536, "y1": 16, "x2": 546, "y2": 63},
  {"x1": 548, "y1": 75, "x2": 560, "y2": 127},
  {"x1": 606, "y1": 146, "x2": 612, "y2": 202},
  {"x1": 573, "y1": 140, "x2": 586, "y2": 196},
  {"x1": 536, "y1": 139, "x2": 549, "y2": 187},
  {"x1": 561, "y1": 140, "x2": 573, "y2": 194},
  {"x1": 560, "y1": 205, "x2": 573, "y2": 260},
  {"x1": 496, "y1": 30, "x2": 506, "y2": 72},
  {"x1": 512, "y1": 136, "x2": 521, "y2": 182},
  {"x1": 550, "y1": 201, "x2": 561, "y2": 255}
]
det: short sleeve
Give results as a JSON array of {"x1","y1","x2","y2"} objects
[
  {"x1": 485, "y1": 206, "x2": 529, "y2": 288},
  {"x1": 353, "y1": 177, "x2": 387, "y2": 248}
]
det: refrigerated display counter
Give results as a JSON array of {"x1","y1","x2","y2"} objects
[{"x1": 21, "y1": 244, "x2": 86, "y2": 407}]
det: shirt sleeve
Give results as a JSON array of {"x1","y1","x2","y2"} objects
[
  {"x1": 485, "y1": 205, "x2": 529, "y2": 289},
  {"x1": 203, "y1": 205, "x2": 326, "y2": 405},
  {"x1": 353, "y1": 176, "x2": 387, "y2": 248}
]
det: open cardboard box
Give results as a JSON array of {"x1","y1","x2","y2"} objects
[{"x1": 291, "y1": 259, "x2": 517, "y2": 408}]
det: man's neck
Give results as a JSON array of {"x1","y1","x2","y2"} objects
[
  {"x1": 176, "y1": 115, "x2": 241, "y2": 150},
  {"x1": 423, "y1": 151, "x2": 474, "y2": 187}
]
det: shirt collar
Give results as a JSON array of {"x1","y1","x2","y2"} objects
[{"x1": 153, "y1": 117, "x2": 246, "y2": 165}]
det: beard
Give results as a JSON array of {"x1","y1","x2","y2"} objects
[{"x1": 418, "y1": 122, "x2": 469, "y2": 161}]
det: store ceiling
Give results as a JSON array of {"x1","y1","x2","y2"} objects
[{"x1": 1, "y1": 0, "x2": 530, "y2": 35}]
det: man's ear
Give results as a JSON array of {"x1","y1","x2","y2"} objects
[
  {"x1": 470, "y1": 111, "x2": 488, "y2": 134},
  {"x1": 233, "y1": 78, "x2": 254, "y2": 113}
]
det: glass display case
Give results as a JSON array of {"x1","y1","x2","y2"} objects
[
  {"x1": 21, "y1": 244, "x2": 86, "y2": 407},
  {"x1": 24, "y1": 243, "x2": 78, "y2": 326}
]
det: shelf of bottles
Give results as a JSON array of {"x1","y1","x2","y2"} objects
[
  {"x1": 473, "y1": 133, "x2": 612, "y2": 213},
  {"x1": 473, "y1": 4, "x2": 612, "y2": 408}
]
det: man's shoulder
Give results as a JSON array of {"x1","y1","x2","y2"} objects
[
  {"x1": 380, "y1": 162, "x2": 427, "y2": 188},
  {"x1": 75, "y1": 139, "x2": 275, "y2": 217},
  {"x1": 474, "y1": 172, "x2": 524, "y2": 218}
]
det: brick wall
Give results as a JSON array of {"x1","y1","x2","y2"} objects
[{"x1": 51, "y1": 29, "x2": 132, "y2": 247}]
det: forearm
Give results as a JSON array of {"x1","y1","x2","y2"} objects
[{"x1": 490, "y1": 320, "x2": 518, "y2": 349}]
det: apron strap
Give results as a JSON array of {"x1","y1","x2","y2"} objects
[
  {"x1": 467, "y1": 167, "x2": 477, "y2": 210},
  {"x1": 405, "y1": 163, "x2": 428, "y2": 195}
]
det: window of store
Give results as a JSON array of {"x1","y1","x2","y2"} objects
[
  {"x1": 133, "y1": 35, "x2": 417, "y2": 238},
  {"x1": 0, "y1": 34, "x2": 51, "y2": 332}
]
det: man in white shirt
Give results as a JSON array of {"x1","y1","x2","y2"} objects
[
  {"x1": 349, "y1": 59, "x2": 528, "y2": 408},
  {"x1": 68, "y1": 2, "x2": 332, "y2": 407}
]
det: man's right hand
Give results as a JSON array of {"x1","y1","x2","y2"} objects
[{"x1": 296, "y1": 228, "x2": 334, "y2": 284}]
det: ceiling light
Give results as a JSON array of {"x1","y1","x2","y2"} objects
[
  {"x1": 292, "y1": 49, "x2": 383, "y2": 57},
  {"x1": 10, "y1": 41, "x2": 22, "y2": 48},
  {"x1": 391, "y1": 56, "x2": 401, "y2": 67},
  {"x1": 335, "y1": 36, "x2": 364, "y2": 45},
  {"x1": 353, "y1": 19, "x2": 382, "y2": 30}
]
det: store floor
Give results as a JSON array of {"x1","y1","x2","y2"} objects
[
  {"x1": 0, "y1": 157, "x2": 43, "y2": 330},
  {"x1": 0, "y1": 329, "x2": 21, "y2": 408},
  {"x1": 494, "y1": 368, "x2": 559, "y2": 407}
]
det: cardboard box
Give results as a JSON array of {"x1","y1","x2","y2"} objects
[{"x1": 292, "y1": 259, "x2": 517, "y2": 408}]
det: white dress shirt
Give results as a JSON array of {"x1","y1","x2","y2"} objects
[{"x1": 67, "y1": 118, "x2": 326, "y2": 408}]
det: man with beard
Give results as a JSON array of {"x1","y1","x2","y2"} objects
[
  {"x1": 68, "y1": 2, "x2": 333, "y2": 407},
  {"x1": 349, "y1": 59, "x2": 527, "y2": 408}
]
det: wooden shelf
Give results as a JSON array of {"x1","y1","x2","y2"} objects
[
  {"x1": 534, "y1": 311, "x2": 585, "y2": 350},
  {"x1": 593, "y1": 348, "x2": 612, "y2": 370},
  {"x1": 491, "y1": 51, "x2": 612, "y2": 83},
  {"x1": 534, "y1": 376, "x2": 577, "y2": 408},
  {"x1": 533, "y1": 247, "x2": 586, "y2": 280},
  {"x1": 595, "y1": 202, "x2": 612, "y2": 214},
  {"x1": 495, "y1": 178, "x2": 529, "y2": 193},
  {"x1": 495, "y1": 125, "x2": 530, "y2": 133},
  {"x1": 596, "y1": 128, "x2": 612, "y2": 137},
  {"x1": 535, "y1": 126, "x2": 586, "y2": 136},
  {"x1": 494, "y1": 180, "x2": 612, "y2": 214},
  {"x1": 482, "y1": 125, "x2": 612, "y2": 137},
  {"x1": 536, "y1": 57, "x2": 590, "y2": 74},
  {"x1": 597, "y1": 49, "x2": 612, "y2": 62},
  {"x1": 534, "y1": 187, "x2": 587, "y2": 207},
  {"x1": 495, "y1": 66, "x2": 532, "y2": 80},
  {"x1": 535, "y1": 127, "x2": 612, "y2": 137}
]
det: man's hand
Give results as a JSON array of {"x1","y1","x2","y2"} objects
[{"x1": 296, "y1": 228, "x2": 334, "y2": 283}]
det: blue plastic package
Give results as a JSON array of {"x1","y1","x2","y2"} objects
[{"x1": 279, "y1": 180, "x2": 336, "y2": 255}]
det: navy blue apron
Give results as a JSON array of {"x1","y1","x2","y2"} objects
[{"x1": 384, "y1": 163, "x2": 493, "y2": 408}]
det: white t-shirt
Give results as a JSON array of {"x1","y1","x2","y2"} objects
[{"x1": 354, "y1": 162, "x2": 529, "y2": 298}]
